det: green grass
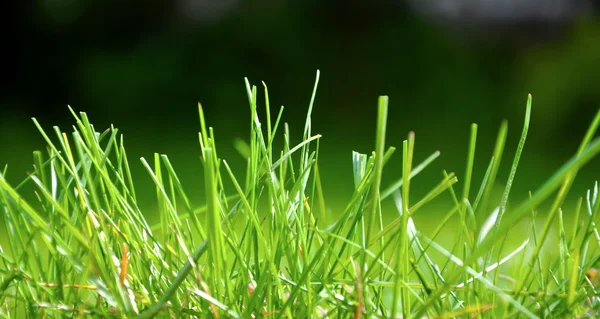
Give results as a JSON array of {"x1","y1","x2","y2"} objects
[{"x1": 1, "y1": 70, "x2": 600, "y2": 318}]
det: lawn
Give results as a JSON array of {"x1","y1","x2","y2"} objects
[{"x1": 1, "y1": 71, "x2": 600, "y2": 318}]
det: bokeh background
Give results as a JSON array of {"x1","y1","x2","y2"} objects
[{"x1": 2, "y1": 0, "x2": 600, "y2": 223}]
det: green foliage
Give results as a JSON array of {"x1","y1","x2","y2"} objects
[{"x1": 1, "y1": 71, "x2": 600, "y2": 318}]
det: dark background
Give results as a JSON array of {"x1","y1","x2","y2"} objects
[{"x1": 2, "y1": 0, "x2": 600, "y2": 216}]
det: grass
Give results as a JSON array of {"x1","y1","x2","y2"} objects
[{"x1": 1, "y1": 70, "x2": 600, "y2": 318}]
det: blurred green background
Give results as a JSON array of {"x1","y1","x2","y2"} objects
[{"x1": 2, "y1": 0, "x2": 600, "y2": 223}]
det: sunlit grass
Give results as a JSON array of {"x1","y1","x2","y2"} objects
[{"x1": 1, "y1": 71, "x2": 600, "y2": 318}]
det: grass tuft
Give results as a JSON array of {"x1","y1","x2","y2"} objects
[{"x1": 1, "y1": 73, "x2": 600, "y2": 318}]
